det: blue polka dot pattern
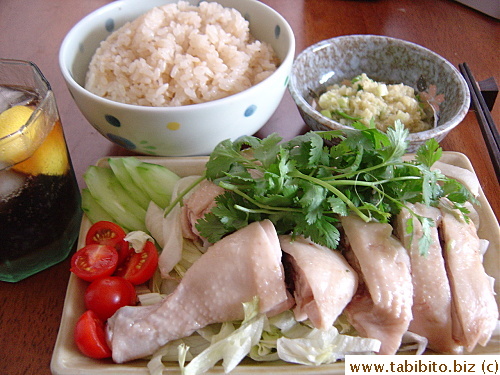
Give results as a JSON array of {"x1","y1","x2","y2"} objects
[
  {"x1": 244, "y1": 104, "x2": 257, "y2": 117},
  {"x1": 105, "y1": 114, "x2": 121, "y2": 127},
  {"x1": 275, "y1": 25, "x2": 281, "y2": 39},
  {"x1": 107, "y1": 133, "x2": 136, "y2": 150},
  {"x1": 105, "y1": 18, "x2": 114, "y2": 32}
]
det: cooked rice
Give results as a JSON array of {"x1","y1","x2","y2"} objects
[{"x1": 85, "y1": 1, "x2": 279, "y2": 107}]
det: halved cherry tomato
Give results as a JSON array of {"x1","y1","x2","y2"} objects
[
  {"x1": 70, "y1": 244, "x2": 118, "y2": 282},
  {"x1": 85, "y1": 221, "x2": 131, "y2": 265},
  {"x1": 115, "y1": 240, "x2": 134, "y2": 267},
  {"x1": 84, "y1": 276, "x2": 137, "y2": 320},
  {"x1": 115, "y1": 240, "x2": 159, "y2": 285},
  {"x1": 74, "y1": 310, "x2": 112, "y2": 359},
  {"x1": 85, "y1": 221, "x2": 126, "y2": 247}
]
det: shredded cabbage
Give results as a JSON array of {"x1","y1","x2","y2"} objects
[
  {"x1": 148, "y1": 335, "x2": 211, "y2": 375},
  {"x1": 249, "y1": 310, "x2": 381, "y2": 366},
  {"x1": 277, "y1": 326, "x2": 381, "y2": 366},
  {"x1": 399, "y1": 331, "x2": 428, "y2": 355},
  {"x1": 146, "y1": 298, "x2": 382, "y2": 375},
  {"x1": 151, "y1": 175, "x2": 206, "y2": 278},
  {"x1": 178, "y1": 297, "x2": 265, "y2": 375},
  {"x1": 124, "y1": 230, "x2": 153, "y2": 252},
  {"x1": 158, "y1": 203, "x2": 183, "y2": 276},
  {"x1": 145, "y1": 201, "x2": 165, "y2": 246}
]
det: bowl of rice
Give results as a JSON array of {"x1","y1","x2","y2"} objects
[
  {"x1": 59, "y1": 0, "x2": 295, "y2": 156},
  {"x1": 288, "y1": 35, "x2": 470, "y2": 152}
]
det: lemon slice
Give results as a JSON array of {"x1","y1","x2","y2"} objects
[
  {"x1": 0, "y1": 105, "x2": 69, "y2": 175},
  {"x1": 0, "y1": 105, "x2": 34, "y2": 137},
  {"x1": 13, "y1": 121, "x2": 69, "y2": 176},
  {"x1": 0, "y1": 105, "x2": 37, "y2": 164}
]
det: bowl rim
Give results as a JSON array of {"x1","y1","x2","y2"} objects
[
  {"x1": 58, "y1": 0, "x2": 296, "y2": 113},
  {"x1": 288, "y1": 34, "x2": 471, "y2": 140}
]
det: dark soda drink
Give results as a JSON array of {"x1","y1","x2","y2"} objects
[{"x1": 0, "y1": 60, "x2": 82, "y2": 282}]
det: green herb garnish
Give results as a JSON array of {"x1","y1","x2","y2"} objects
[
  {"x1": 192, "y1": 121, "x2": 475, "y2": 255},
  {"x1": 334, "y1": 109, "x2": 362, "y2": 122}
]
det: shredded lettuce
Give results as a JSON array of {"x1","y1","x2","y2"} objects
[
  {"x1": 124, "y1": 230, "x2": 153, "y2": 252},
  {"x1": 173, "y1": 240, "x2": 205, "y2": 278},
  {"x1": 144, "y1": 293, "x2": 382, "y2": 375},
  {"x1": 399, "y1": 331, "x2": 428, "y2": 355},
  {"x1": 145, "y1": 201, "x2": 166, "y2": 247},
  {"x1": 276, "y1": 326, "x2": 381, "y2": 366},
  {"x1": 178, "y1": 297, "x2": 265, "y2": 375},
  {"x1": 137, "y1": 292, "x2": 164, "y2": 306},
  {"x1": 148, "y1": 175, "x2": 207, "y2": 278},
  {"x1": 148, "y1": 298, "x2": 381, "y2": 375},
  {"x1": 249, "y1": 310, "x2": 381, "y2": 366},
  {"x1": 148, "y1": 335, "x2": 211, "y2": 375},
  {"x1": 158, "y1": 203, "x2": 183, "y2": 276},
  {"x1": 249, "y1": 310, "x2": 305, "y2": 361}
]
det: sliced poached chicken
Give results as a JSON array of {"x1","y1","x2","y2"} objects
[
  {"x1": 180, "y1": 179, "x2": 225, "y2": 242},
  {"x1": 279, "y1": 235, "x2": 358, "y2": 330},
  {"x1": 107, "y1": 220, "x2": 291, "y2": 363},
  {"x1": 394, "y1": 203, "x2": 461, "y2": 353},
  {"x1": 439, "y1": 203, "x2": 498, "y2": 352},
  {"x1": 341, "y1": 215, "x2": 413, "y2": 355}
]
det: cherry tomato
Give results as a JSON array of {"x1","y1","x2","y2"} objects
[
  {"x1": 74, "y1": 310, "x2": 112, "y2": 359},
  {"x1": 85, "y1": 221, "x2": 131, "y2": 265},
  {"x1": 115, "y1": 240, "x2": 159, "y2": 285},
  {"x1": 84, "y1": 276, "x2": 137, "y2": 320},
  {"x1": 115, "y1": 240, "x2": 134, "y2": 267},
  {"x1": 85, "y1": 221, "x2": 126, "y2": 247},
  {"x1": 70, "y1": 244, "x2": 118, "y2": 282}
]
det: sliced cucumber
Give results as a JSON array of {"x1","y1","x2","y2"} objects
[
  {"x1": 108, "y1": 158, "x2": 151, "y2": 209},
  {"x1": 84, "y1": 165, "x2": 147, "y2": 232},
  {"x1": 81, "y1": 188, "x2": 115, "y2": 224},
  {"x1": 122, "y1": 157, "x2": 180, "y2": 209},
  {"x1": 136, "y1": 163, "x2": 181, "y2": 208}
]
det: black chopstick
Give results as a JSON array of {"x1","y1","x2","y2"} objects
[{"x1": 459, "y1": 62, "x2": 500, "y2": 183}]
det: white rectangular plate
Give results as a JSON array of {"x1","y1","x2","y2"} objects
[{"x1": 51, "y1": 152, "x2": 500, "y2": 374}]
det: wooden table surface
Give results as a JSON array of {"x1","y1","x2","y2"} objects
[{"x1": 1, "y1": 0, "x2": 499, "y2": 374}]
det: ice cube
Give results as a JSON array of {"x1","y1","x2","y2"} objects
[
  {"x1": 0, "y1": 169, "x2": 27, "y2": 201},
  {"x1": 0, "y1": 86, "x2": 35, "y2": 113}
]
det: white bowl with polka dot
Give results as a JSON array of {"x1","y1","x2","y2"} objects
[{"x1": 59, "y1": 0, "x2": 295, "y2": 156}]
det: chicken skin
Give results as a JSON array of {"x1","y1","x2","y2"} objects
[
  {"x1": 394, "y1": 203, "x2": 461, "y2": 353},
  {"x1": 439, "y1": 204, "x2": 498, "y2": 352},
  {"x1": 279, "y1": 235, "x2": 358, "y2": 330},
  {"x1": 341, "y1": 215, "x2": 413, "y2": 355},
  {"x1": 107, "y1": 220, "x2": 291, "y2": 363}
]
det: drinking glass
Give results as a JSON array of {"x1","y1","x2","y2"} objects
[{"x1": 0, "y1": 59, "x2": 82, "y2": 282}]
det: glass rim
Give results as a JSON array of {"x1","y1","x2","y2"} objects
[
  {"x1": 0, "y1": 59, "x2": 53, "y2": 142},
  {"x1": 0, "y1": 58, "x2": 51, "y2": 89}
]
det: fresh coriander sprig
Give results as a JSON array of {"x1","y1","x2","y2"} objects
[
  {"x1": 195, "y1": 121, "x2": 475, "y2": 254},
  {"x1": 287, "y1": 170, "x2": 372, "y2": 222}
]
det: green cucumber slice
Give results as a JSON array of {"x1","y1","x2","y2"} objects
[
  {"x1": 81, "y1": 188, "x2": 115, "y2": 224},
  {"x1": 108, "y1": 158, "x2": 151, "y2": 209},
  {"x1": 84, "y1": 165, "x2": 147, "y2": 232},
  {"x1": 122, "y1": 157, "x2": 180, "y2": 209}
]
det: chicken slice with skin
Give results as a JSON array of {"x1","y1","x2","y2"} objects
[
  {"x1": 180, "y1": 179, "x2": 225, "y2": 242},
  {"x1": 279, "y1": 235, "x2": 358, "y2": 330},
  {"x1": 439, "y1": 203, "x2": 498, "y2": 352},
  {"x1": 341, "y1": 215, "x2": 413, "y2": 355},
  {"x1": 107, "y1": 220, "x2": 292, "y2": 363},
  {"x1": 394, "y1": 203, "x2": 462, "y2": 353}
]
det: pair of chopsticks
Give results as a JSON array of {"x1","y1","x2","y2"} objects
[{"x1": 459, "y1": 63, "x2": 500, "y2": 183}]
